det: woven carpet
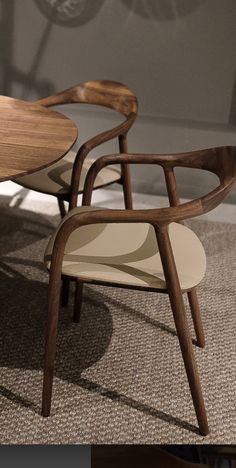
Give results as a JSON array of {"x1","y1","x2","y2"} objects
[{"x1": 0, "y1": 203, "x2": 235, "y2": 444}]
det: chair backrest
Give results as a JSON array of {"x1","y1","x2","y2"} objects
[
  {"x1": 162, "y1": 146, "x2": 236, "y2": 183},
  {"x1": 82, "y1": 146, "x2": 236, "y2": 223},
  {"x1": 35, "y1": 80, "x2": 138, "y2": 118},
  {"x1": 159, "y1": 145, "x2": 236, "y2": 216}
]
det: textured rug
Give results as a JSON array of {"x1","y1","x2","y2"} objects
[{"x1": 0, "y1": 203, "x2": 235, "y2": 444}]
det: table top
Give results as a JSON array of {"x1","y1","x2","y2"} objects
[{"x1": 0, "y1": 95, "x2": 78, "y2": 182}]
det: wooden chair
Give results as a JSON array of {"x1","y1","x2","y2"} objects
[
  {"x1": 14, "y1": 80, "x2": 138, "y2": 215},
  {"x1": 42, "y1": 146, "x2": 236, "y2": 435}
]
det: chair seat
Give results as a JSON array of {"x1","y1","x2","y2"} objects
[
  {"x1": 45, "y1": 207, "x2": 206, "y2": 291},
  {"x1": 14, "y1": 150, "x2": 121, "y2": 195}
]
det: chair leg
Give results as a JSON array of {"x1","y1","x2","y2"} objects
[
  {"x1": 73, "y1": 280, "x2": 83, "y2": 323},
  {"x1": 188, "y1": 288, "x2": 205, "y2": 348},
  {"x1": 119, "y1": 134, "x2": 133, "y2": 209},
  {"x1": 168, "y1": 291, "x2": 209, "y2": 435},
  {"x1": 121, "y1": 164, "x2": 133, "y2": 209},
  {"x1": 57, "y1": 198, "x2": 69, "y2": 309},
  {"x1": 155, "y1": 225, "x2": 209, "y2": 436},
  {"x1": 61, "y1": 276, "x2": 70, "y2": 307},
  {"x1": 42, "y1": 274, "x2": 61, "y2": 417},
  {"x1": 57, "y1": 198, "x2": 67, "y2": 218}
]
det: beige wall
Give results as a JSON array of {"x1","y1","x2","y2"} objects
[
  {"x1": 1, "y1": 0, "x2": 236, "y2": 200},
  {"x1": 3, "y1": 0, "x2": 236, "y2": 123}
]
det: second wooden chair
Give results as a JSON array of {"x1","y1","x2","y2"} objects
[
  {"x1": 42, "y1": 146, "x2": 236, "y2": 436},
  {"x1": 14, "y1": 80, "x2": 138, "y2": 215}
]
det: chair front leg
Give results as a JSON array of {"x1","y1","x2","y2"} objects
[
  {"x1": 73, "y1": 280, "x2": 84, "y2": 323},
  {"x1": 119, "y1": 134, "x2": 133, "y2": 209},
  {"x1": 154, "y1": 225, "x2": 209, "y2": 436},
  {"x1": 188, "y1": 288, "x2": 205, "y2": 348},
  {"x1": 42, "y1": 265, "x2": 62, "y2": 416}
]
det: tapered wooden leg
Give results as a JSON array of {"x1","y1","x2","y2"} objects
[
  {"x1": 58, "y1": 199, "x2": 70, "y2": 310},
  {"x1": 42, "y1": 272, "x2": 61, "y2": 417},
  {"x1": 119, "y1": 134, "x2": 133, "y2": 209},
  {"x1": 73, "y1": 281, "x2": 83, "y2": 323},
  {"x1": 121, "y1": 164, "x2": 133, "y2": 209},
  {"x1": 61, "y1": 276, "x2": 70, "y2": 307},
  {"x1": 155, "y1": 225, "x2": 209, "y2": 436},
  {"x1": 188, "y1": 288, "x2": 205, "y2": 348},
  {"x1": 57, "y1": 198, "x2": 66, "y2": 218}
]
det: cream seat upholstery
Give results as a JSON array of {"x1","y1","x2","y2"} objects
[
  {"x1": 45, "y1": 206, "x2": 206, "y2": 290},
  {"x1": 16, "y1": 150, "x2": 121, "y2": 195}
]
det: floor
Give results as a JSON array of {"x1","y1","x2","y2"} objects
[
  {"x1": 1, "y1": 179, "x2": 236, "y2": 223},
  {"x1": 0, "y1": 181, "x2": 235, "y2": 444}
]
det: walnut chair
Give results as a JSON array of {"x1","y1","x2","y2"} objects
[
  {"x1": 42, "y1": 146, "x2": 236, "y2": 435},
  {"x1": 14, "y1": 80, "x2": 138, "y2": 215}
]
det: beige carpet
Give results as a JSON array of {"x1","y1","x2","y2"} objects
[{"x1": 0, "y1": 203, "x2": 235, "y2": 444}]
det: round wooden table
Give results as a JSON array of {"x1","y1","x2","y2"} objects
[{"x1": 0, "y1": 95, "x2": 78, "y2": 181}]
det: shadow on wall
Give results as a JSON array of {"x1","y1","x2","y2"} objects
[
  {"x1": 0, "y1": 0, "x2": 105, "y2": 99},
  {"x1": 0, "y1": 0, "x2": 55, "y2": 99},
  {"x1": 34, "y1": 0, "x2": 105, "y2": 27},
  {"x1": 121, "y1": 0, "x2": 206, "y2": 21}
]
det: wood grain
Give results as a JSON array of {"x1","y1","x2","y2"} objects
[
  {"x1": 0, "y1": 95, "x2": 78, "y2": 181},
  {"x1": 35, "y1": 79, "x2": 138, "y2": 117}
]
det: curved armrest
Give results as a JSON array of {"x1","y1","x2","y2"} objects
[
  {"x1": 35, "y1": 80, "x2": 138, "y2": 116},
  {"x1": 82, "y1": 152, "x2": 236, "y2": 212},
  {"x1": 82, "y1": 147, "x2": 236, "y2": 201},
  {"x1": 75, "y1": 114, "x2": 136, "y2": 158}
]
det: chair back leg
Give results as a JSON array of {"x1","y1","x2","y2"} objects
[
  {"x1": 188, "y1": 288, "x2": 205, "y2": 348},
  {"x1": 119, "y1": 134, "x2": 133, "y2": 209},
  {"x1": 57, "y1": 198, "x2": 67, "y2": 218},
  {"x1": 73, "y1": 280, "x2": 84, "y2": 323}
]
